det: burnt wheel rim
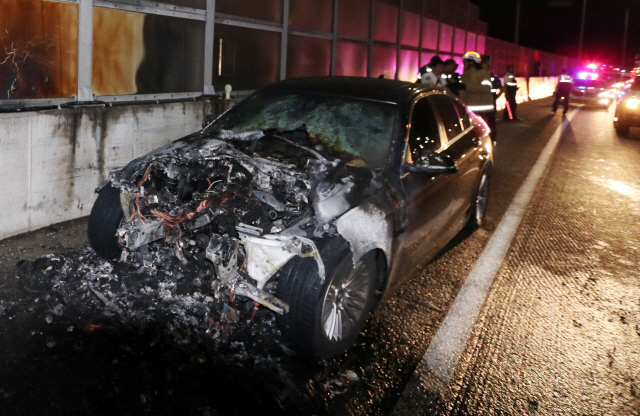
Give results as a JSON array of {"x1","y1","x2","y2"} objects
[
  {"x1": 475, "y1": 173, "x2": 489, "y2": 223},
  {"x1": 321, "y1": 259, "x2": 372, "y2": 342}
]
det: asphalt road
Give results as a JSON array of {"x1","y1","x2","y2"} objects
[{"x1": 0, "y1": 97, "x2": 638, "y2": 415}]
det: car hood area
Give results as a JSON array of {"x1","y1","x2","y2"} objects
[{"x1": 106, "y1": 131, "x2": 391, "y2": 316}]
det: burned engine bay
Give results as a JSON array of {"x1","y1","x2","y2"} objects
[{"x1": 107, "y1": 131, "x2": 383, "y2": 320}]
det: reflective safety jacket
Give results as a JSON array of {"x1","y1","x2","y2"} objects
[
  {"x1": 460, "y1": 66, "x2": 494, "y2": 112},
  {"x1": 556, "y1": 74, "x2": 573, "y2": 93},
  {"x1": 504, "y1": 72, "x2": 517, "y2": 88}
]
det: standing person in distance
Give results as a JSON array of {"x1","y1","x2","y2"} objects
[
  {"x1": 418, "y1": 56, "x2": 446, "y2": 88},
  {"x1": 552, "y1": 69, "x2": 573, "y2": 115},
  {"x1": 442, "y1": 59, "x2": 465, "y2": 96},
  {"x1": 460, "y1": 51, "x2": 495, "y2": 145},
  {"x1": 481, "y1": 56, "x2": 502, "y2": 144},
  {"x1": 503, "y1": 64, "x2": 521, "y2": 121}
]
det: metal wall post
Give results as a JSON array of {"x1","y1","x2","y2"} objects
[
  {"x1": 77, "y1": 0, "x2": 94, "y2": 102},
  {"x1": 368, "y1": 0, "x2": 375, "y2": 77},
  {"x1": 280, "y1": 0, "x2": 290, "y2": 80},
  {"x1": 395, "y1": 0, "x2": 403, "y2": 80},
  {"x1": 204, "y1": 0, "x2": 216, "y2": 95},
  {"x1": 331, "y1": 0, "x2": 339, "y2": 75}
]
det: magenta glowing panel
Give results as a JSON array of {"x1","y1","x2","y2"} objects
[
  {"x1": 398, "y1": 49, "x2": 419, "y2": 82},
  {"x1": 422, "y1": 17, "x2": 438, "y2": 51},
  {"x1": 401, "y1": 10, "x2": 420, "y2": 47},
  {"x1": 374, "y1": 1, "x2": 398, "y2": 43},
  {"x1": 371, "y1": 44, "x2": 397, "y2": 80},
  {"x1": 439, "y1": 23, "x2": 453, "y2": 53},
  {"x1": 454, "y1": 28, "x2": 466, "y2": 54},
  {"x1": 335, "y1": 41, "x2": 368, "y2": 77}
]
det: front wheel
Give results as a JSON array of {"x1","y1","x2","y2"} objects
[
  {"x1": 88, "y1": 184, "x2": 124, "y2": 259},
  {"x1": 276, "y1": 239, "x2": 378, "y2": 359},
  {"x1": 467, "y1": 166, "x2": 491, "y2": 229}
]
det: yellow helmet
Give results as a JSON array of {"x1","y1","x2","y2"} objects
[{"x1": 462, "y1": 51, "x2": 481, "y2": 64}]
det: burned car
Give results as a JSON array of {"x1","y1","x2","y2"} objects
[{"x1": 88, "y1": 77, "x2": 493, "y2": 359}]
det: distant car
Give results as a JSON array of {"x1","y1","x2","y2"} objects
[
  {"x1": 88, "y1": 77, "x2": 493, "y2": 358},
  {"x1": 614, "y1": 76, "x2": 640, "y2": 135},
  {"x1": 571, "y1": 78, "x2": 615, "y2": 108}
]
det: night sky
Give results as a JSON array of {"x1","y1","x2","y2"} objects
[{"x1": 471, "y1": 0, "x2": 640, "y2": 66}]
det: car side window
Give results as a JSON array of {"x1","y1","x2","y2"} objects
[
  {"x1": 407, "y1": 97, "x2": 442, "y2": 163},
  {"x1": 454, "y1": 100, "x2": 471, "y2": 130},
  {"x1": 428, "y1": 95, "x2": 463, "y2": 141}
]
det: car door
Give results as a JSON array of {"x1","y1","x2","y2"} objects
[
  {"x1": 388, "y1": 94, "x2": 460, "y2": 290},
  {"x1": 427, "y1": 94, "x2": 483, "y2": 229}
]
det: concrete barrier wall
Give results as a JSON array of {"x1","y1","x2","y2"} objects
[
  {"x1": 0, "y1": 99, "x2": 233, "y2": 240},
  {"x1": 495, "y1": 76, "x2": 557, "y2": 111}
]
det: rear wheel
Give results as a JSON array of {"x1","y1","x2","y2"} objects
[
  {"x1": 467, "y1": 166, "x2": 491, "y2": 229},
  {"x1": 276, "y1": 239, "x2": 378, "y2": 359},
  {"x1": 88, "y1": 184, "x2": 124, "y2": 259}
]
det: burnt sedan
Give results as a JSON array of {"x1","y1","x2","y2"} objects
[{"x1": 88, "y1": 77, "x2": 493, "y2": 359}]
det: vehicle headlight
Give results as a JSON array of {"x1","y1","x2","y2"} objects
[
  {"x1": 598, "y1": 91, "x2": 609, "y2": 97},
  {"x1": 626, "y1": 98, "x2": 640, "y2": 109}
]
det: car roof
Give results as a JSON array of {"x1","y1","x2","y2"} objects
[{"x1": 259, "y1": 76, "x2": 435, "y2": 105}]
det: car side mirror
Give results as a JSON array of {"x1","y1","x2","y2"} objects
[
  {"x1": 202, "y1": 113, "x2": 217, "y2": 129},
  {"x1": 405, "y1": 151, "x2": 457, "y2": 175}
]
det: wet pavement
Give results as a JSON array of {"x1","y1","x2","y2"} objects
[{"x1": 1, "y1": 97, "x2": 639, "y2": 415}]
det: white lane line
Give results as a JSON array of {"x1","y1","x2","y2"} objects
[{"x1": 423, "y1": 109, "x2": 578, "y2": 382}]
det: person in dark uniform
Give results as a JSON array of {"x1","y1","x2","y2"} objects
[
  {"x1": 552, "y1": 69, "x2": 573, "y2": 114},
  {"x1": 503, "y1": 64, "x2": 521, "y2": 121}
]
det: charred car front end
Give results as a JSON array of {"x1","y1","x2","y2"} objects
[{"x1": 88, "y1": 77, "x2": 493, "y2": 358}]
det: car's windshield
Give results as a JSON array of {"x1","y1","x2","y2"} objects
[{"x1": 205, "y1": 90, "x2": 398, "y2": 168}]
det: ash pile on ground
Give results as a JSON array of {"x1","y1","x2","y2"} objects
[{"x1": 0, "y1": 245, "x2": 375, "y2": 416}]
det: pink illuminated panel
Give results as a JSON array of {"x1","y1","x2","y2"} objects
[
  {"x1": 371, "y1": 45, "x2": 397, "y2": 80},
  {"x1": 439, "y1": 23, "x2": 453, "y2": 53},
  {"x1": 476, "y1": 35, "x2": 485, "y2": 54},
  {"x1": 453, "y1": 55, "x2": 463, "y2": 69},
  {"x1": 290, "y1": 0, "x2": 332, "y2": 32},
  {"x1": 338, "y1": 0, "x2": 370, "y2": 39},
  {"x1": 398, "y1": 49, "x2": 419, "y2": 82},
  {"x1": 401, "y1": 10, "x2": 420, "y2": 47},
  {"x1": 466, "y1": 32, "x2": 476, "y2": 53},
  {"x1": 374, "y1": 1, "x2": 398, "y2": 43},
  {"x1": 422, "y1": 17, "x2": 438, "y2": 50},
  {"x1": 286, "y1": 35, "x2": 331, "y2": 78},
  {"x1": 336, "y1": 42, "x2": 368, "y2": 77},
  {"x1": 454, "y1": 28, "x2": 466, "y2": 54}
]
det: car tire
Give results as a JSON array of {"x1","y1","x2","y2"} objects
[
  {"x1": 467, "y1": 165, "x2": 491, "y2": 229},
  {"x1": 276, "y1": 238, "x2": 378, "y2": 359},
  {"x1": 88, "y1": 184, "x2": 124, "y2": 259},
  {"x1": 615, "y1": 121, "x2": 629, "y2": 136}
]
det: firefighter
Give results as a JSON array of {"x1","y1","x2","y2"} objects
[
  {"x1": 552, "y1": 69, "x2": 573, "y2": 114},
  {"x1": 503, "y1": 64, "x2": 521, "y2": 121},
  {"x1": 460, "y1": 51, "x2": 496, "y2": 144},
  {"x1": 481, "y1": 56, "x2": 502, "y2": 143}
]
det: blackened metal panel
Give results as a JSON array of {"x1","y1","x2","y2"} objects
[
  {"x1": 337, "y1": 0, "x2": 370, "y2": 40},
  {"x1": 0, "y1": 0, "x2": 78, "y2": 100},
  {"x1": 398, "y1": 48, "x2": 418, "y2": 82},
  {"x1": 286, "y1": 35, "x2": 331, "y2": 78},
  {"x1": 213, "y1": 24, "x2": 280, "y2": 91},
  {"x1": 215, "y1": 0, "x2": 283, "y2": 23},
  {"x1": 454, "y1": 27, "x2": 465, "y2": 54},
  {"x1": 438, "y1": 22, "x2": 452, "y2": 53},
  {"x1": 373, "y1": 1, "x2": 398, "y2": 43},
  {"x1": 289, "y1": 0, "x2": 333, "y2": 32},
  {"x1": 422, "y1": 17, "x2": 439, "y2": 51},
  {"x1": 371, "y1": 44, "x2": 396, "y2": 80},
  {"x1": 335, "y1": 41, "x2": 368, "y2": 76},
  {"x1": 400, "y1": 9, "x2": 420, "y2": 47},
  {"x1": 134, "y1": 14, "x2": 205, "y2": 94}
]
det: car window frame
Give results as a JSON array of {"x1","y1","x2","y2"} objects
[
  {"x1": 428, "y1": 94, "x2": 475, "y2": 151},
  {"x1": 402, "y1": 91, "x2": 447, "y2": 168}
]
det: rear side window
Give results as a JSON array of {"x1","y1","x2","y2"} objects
[
  {"x1": 428, "y1": 94, "x2": 462, "y2": 141},
  {"x1": 454, "y1": 100, "x2": 470, "y2": 130},
  {"x1": 407, "y1": 97, "x2": 441, "y2": 162}
]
